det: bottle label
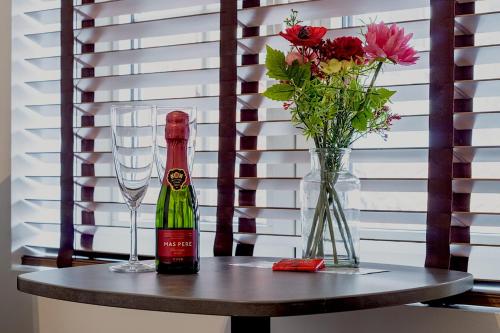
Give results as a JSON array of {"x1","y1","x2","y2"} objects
[
  {"x1": 166, "y1": 168, "x2": 187, "y2": 190},
  {"x1": 157, "y1": 230, "x2": 197, "y2": 258}
]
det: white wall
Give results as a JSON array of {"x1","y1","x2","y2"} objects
[
  {"x1": 38, "y1": 298, "x2": 500, "y2": 333},
  {"x1": 0, "y1": 1, "x2": 36, "y2": 332},
  {"x1": 37, "y1": 298, "x2": 229, "y2": 333},
  {"x1": 273, "y1": 305, "x2": 500, "y2": 333}
]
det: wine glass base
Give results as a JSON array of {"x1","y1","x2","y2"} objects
[{"x1": 109, "y1": 261, "x2": 155, "y2": 273}]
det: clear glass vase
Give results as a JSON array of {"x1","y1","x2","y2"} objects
[{"x1": 301, "y1": 148, "x2": 360, "y2": 267}]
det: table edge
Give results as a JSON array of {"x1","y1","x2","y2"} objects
[{"x1": 17, "y1": 268, "x2": 474, "y2": 317}]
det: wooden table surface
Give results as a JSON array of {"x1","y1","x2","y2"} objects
[{"x1": 18, "y1": 257, "x2": 473, "y2": 317}]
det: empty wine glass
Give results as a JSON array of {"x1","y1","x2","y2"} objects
[
  {"x1": 155, "y1": 106, "x2": 197, "y2": 182},
  {"x1": 110, "y1": 105, "x2": 156, "y2": 273}
]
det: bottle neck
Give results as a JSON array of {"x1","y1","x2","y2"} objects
[
  {"x1": 164, "y1": 139, "x2": 190, "y2": 186},
  {"x1": 310, "y1": 148, "x2": 351, "y2": 174}
]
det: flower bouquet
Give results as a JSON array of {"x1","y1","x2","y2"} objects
[{"x1": 263, "y1": 11, "x2": 418, "y2": 266}]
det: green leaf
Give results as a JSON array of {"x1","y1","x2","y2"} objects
[
  {"x1": 365, "y1": 87, "x2": 396, "y2": 111},
  {"x1": 265, "y1": 45, "x2": 288, "y2": 80},
  {"x1": 352, "y1": 110, "x2": 370, "y2": 131},
  {"x1": 262, "y1": 83, "x2": 294, "y2": 101},
  {"x1": 377, "y1": 87, "x2": 396, "y2": 101},
  {"x1": 288, "y1": 62, "x2": 311, "y2": 87}
]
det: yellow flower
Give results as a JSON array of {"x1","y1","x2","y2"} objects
[
  {"x1": 320, "y1": 59, "x2": 356, "y2": 75},
  {"x1": 341, "y1": 60, "x2": 354, "y2": 70},
  {"x1": 320, "y1": 59, "x2": 342, "y2": 74}
]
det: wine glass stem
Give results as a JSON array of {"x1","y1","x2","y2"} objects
[{"x1": 129, "y1": 208, "x2": 139, "y2": 263}]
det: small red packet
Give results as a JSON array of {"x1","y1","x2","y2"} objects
[{"x1": 272, "y1": 259, "x2": 325, "y2": 272}]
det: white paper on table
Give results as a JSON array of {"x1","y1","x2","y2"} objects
[
  {"x1": 229, "y1": 261, "x2": 275, "y2": 269},
  {"x1": 319, "y1": 267, "x2": 388, "y2": 275},
  {"x1": 229, "y1": 261, "x2": 388, "y2": 275}
]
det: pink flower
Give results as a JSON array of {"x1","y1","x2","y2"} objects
[
  {"x1": 285, "y1": 51, "x2": 307, "y2": 65},
  {"x1": 364, "y1": 22, "x2": 419, "y2": 66},
  {"x1": 283, "y1": 102, "x2": 293, "y2": 110}
]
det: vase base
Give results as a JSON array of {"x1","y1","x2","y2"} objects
[
  {"x1": 303, "y1": 256, "x2": 359, "y2": 268},
  {"x1": 323, "y1": 259, "x2": 359, "y2": 268}
]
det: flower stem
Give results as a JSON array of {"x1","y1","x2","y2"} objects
[
  {"x1": 305, "y1": 150, "x2": 358, "y2": 265},
  {"x1": 368, "y1": 61, "x2": 384, "y2": 91},
  {"x1": 332, "y1": 187, "x2": 358, "y2": 264},
  {"x1": 327, "y1": 185, "x2": 351, "y2": 258},
  {"x1": 311, "y1": 191, "x2": 327, "y2": 256},
  {"x1": 360, "y1": 61, "x2": 383, "y2": 112},
  {"x1": 324, "y1": 201, "x2": 339, "y2": 264},
  {"x1": 305, "y1": 188, "x2": 323, "y2": 256},
  {"x1": 328, "y1": 173, "x2": 352, "y2": 259}
]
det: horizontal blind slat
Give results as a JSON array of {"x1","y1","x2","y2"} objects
[
  {"x1": 26, "y1": 114, "x2": 429, "y2": 139},
  {"x1": 455, "y1": 44, "x2": 500, "y2": 67},
  {"x1": 453, "y1": 179, "x2": 500, "y2": 194},
  {"x1": 239, "y1": 19, "x2": 429, "y2": 55},
  {"x1": 28, "y1": 43, "x2": 430, "y2": 72},
  {"x1": 26, "y1": 96, "x2": 220, "y2": 116},
  {"x1": 26, "y1": 41, "x2": 220, "y2": 71},
  {"x1": 454, "y1": 111, "x2": 500, "y2": 130},
  {"x1": 26, "y1": 148, "x2": 431, "y2": 164},
  {"x1": 27, "y1": 175, "x2": 429, "y2": 192},
  {"x1": 25, "y1": 8, "x2": 59, "y2": 24},
  {"x1": 76, "y1": 12, "x2": 220, "y2": 44},
  {"x1": 77, "y1": 0, "x2": 217, "y2": 19},
  {"x1": 238, "y1": 62, "x2": 429, "y2": 82},
  {"x1": 455, "y1": 11, "x2": 500, "y2": 35},
  {"x1": 27, "y1": 68, "x2": 220, "y2": 93},
  {"x1": 23, "y1": 201, "x2": 428, "y2": 224},
  {"x1": 455, "y1": 78, "x2": 500, "y2": 99},
  {"x1": 26, "y1": 12, "x2": 220, "y2": 47},
  {"x1": 453, "y1": 212, "x2": 500, "y2": 227},
  {"x1": 239, "y1": 0, "x2": 429, "y2": 27},
  {"x1": 25, "y1": 1, "x2": 217, "y2": 24},
  {"x1": 454, "y1": 146, "x2": 500, "y2": 163}
]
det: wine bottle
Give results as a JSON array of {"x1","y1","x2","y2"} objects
[{"x1": 156, "y1": 111, "x2": 200, "y2": 274}]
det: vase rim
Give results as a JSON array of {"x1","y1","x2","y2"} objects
[{"x1": 309, "y1": 147, "x2": 351, "y2": 153}]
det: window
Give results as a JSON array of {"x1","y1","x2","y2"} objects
[{"x1": 11, "y1": 0, "x2": 500, "y2": 281}]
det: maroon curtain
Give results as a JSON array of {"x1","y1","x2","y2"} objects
[
  {"x1": 57, "y1": 0, "x2": 75, "y2": 268},
  {"x1": 214, "y1": 0, "x2": 238, "y2": 256},
  {"x1": 426, "y1": 0, "x2": 472, "y2": 271}
]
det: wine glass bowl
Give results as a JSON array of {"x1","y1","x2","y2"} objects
[
  {"x1": 155, "y1": 107, "x2": 197, "y2": 182},
  {"x1": 110, "y1": 105, "x2": 156, "y2": 273},
  {"x1": 113, "y1": 144, "x2": 153, "y2": 209}
]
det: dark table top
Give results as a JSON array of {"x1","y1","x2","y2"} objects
[{"x1": 18, "y1": 257, "x2": 473, "y2": 317}]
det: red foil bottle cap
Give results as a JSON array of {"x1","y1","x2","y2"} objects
[{"x1": 166, "y1": 111, "x2": 189, "y2": 141}]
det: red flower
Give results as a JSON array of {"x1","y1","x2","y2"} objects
[
  {"x1": 318, "y1": 37, "x2": 365, "y2": 62},
  {"x1": 332, "y1": 36, "x2": 365, "y2": 61},
  {"x1": 279, "y1": 25, "x2": 327, "y2": 47}
]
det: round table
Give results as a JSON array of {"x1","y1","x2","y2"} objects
[{"x1": 18, "y1": 257, "x2": 473, "y2": 333}]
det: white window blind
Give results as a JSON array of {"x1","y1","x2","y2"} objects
[
  {"x1": 11, "y1": 0, "x2": 500, "y2": 280},
  {"x1": 14, "y1": 0, "x2": 223, "y2": 260}
]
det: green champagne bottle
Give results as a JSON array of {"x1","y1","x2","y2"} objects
[{"x1": 156, "y1": 111, "x2": 200, "y2": 274}]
